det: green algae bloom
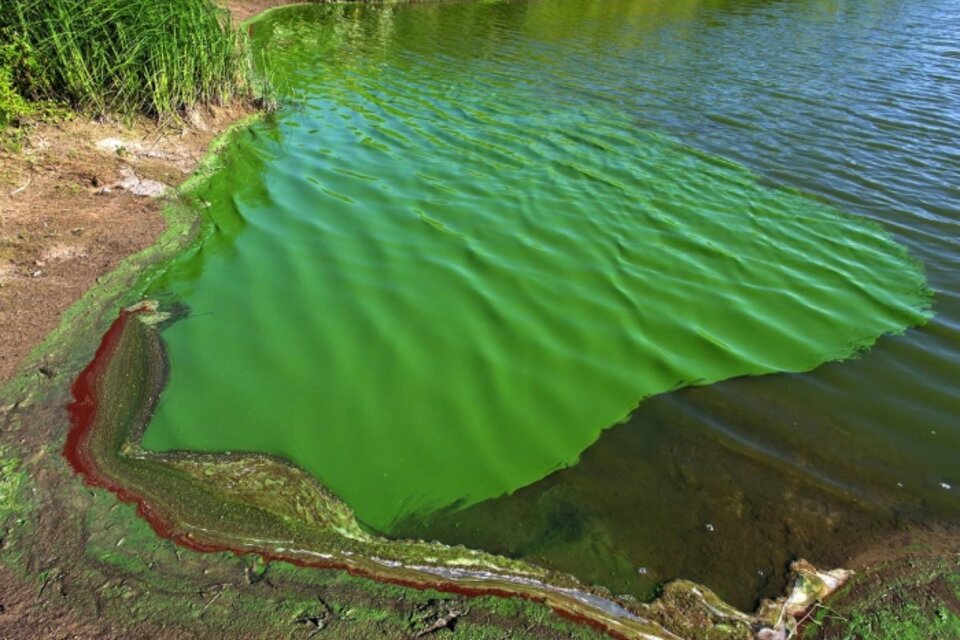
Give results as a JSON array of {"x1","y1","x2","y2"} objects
[{"x1": 136, "y1": 2, "x2": 930, "y2": 534}]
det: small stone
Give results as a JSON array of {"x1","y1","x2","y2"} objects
[
  {"x1": 117, "y1": 166, "x2": 168, "y2": 198},
  {"x1": 705, "y1": 523, "x2": 715, "y2": 532},
  {"x1": 96, "y1": 137, "x2": 130, "y2": 154}
]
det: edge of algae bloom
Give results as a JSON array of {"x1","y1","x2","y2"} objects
[
  {"x1": 42, "y1": 99, "x2": 840, "y2": 640},
  {"x1": 61, "y1": 300, "x2": 854, "y2": 640},
  {"x1": 0, "y1": 4, "x2": 902, "y2": 639}
]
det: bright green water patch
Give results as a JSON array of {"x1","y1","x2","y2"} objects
[{"x1": 139, "y1": 1, "x2": 929, "y2": 533}]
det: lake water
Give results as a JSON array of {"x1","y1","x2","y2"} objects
[{"x1": 137, "y1": 0, "x2": 958, "y2": 609}]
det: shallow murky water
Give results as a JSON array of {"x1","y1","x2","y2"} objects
[{"x1": 136, "y1": 0, "x2": 957, "y2": 609}]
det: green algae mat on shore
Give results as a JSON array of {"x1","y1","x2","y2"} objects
[{"x1": 135, "y1": 0, "x2": 930, "y2": 536}]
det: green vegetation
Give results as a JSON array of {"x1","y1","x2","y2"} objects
[
  {"x1": 0, "y1": 44, "x2": 32, "y2": 128},
  {"x1": 831, "y1": 602, "x2": 960, "y2": 640},
  {"x1": 0, "y1": 0, "x2": 248, "y2": 121},
  {"x1": 803, "y1": 555, "x2": 960, "y2": 640},
  {"x1": 0, "y1": 445, "x2": 26, "y2": 523}
]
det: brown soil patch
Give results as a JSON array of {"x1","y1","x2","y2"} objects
[
  {"x1": 843, "y1": 524, "x2": 960, "y2": 572},
  {"x1": 798, "y1": 526, "x2": 960, "y2": 639},
  {"x1": 0, "y1": 105, "x2": 252, "y2": 386},
  {"x1": 0, "y1": 0, "x2": 297, "y2": 391}
]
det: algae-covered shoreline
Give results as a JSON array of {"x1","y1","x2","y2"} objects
[
  {"x1": 2, "y1": 1, "x2": 959, "y2": 639},
  {"x1": 59, "y1": 298, "x2": 826, "y2": 639},
  {"x1": 1, "y1": 3, "x2": 805, "y2": 635},
  {"x1": 0, "y1": 79, "x2": 784, "y2": 639}
]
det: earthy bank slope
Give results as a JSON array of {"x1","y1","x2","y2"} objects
[{"x1": 0, "y1": 106, "x2": 252, "y2": 384}]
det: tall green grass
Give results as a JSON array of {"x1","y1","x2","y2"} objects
[{"x1": 0, "y1": 0, "x2": 250, "y2": 119}]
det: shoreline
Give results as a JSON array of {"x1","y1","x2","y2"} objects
[
  {"x1": 1, "y1": 2, "x2": 958, "y2": 639},
  {"x1": 61, "y1": 303, "x2": 788, "y2": 639},
  {"x1": 0, "y1": 2, "x2": 803, "y2": 634}
]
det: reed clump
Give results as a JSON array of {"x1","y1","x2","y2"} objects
[
  {"x1": 0, "y1": 0, "x2": 250, "y2": 120},
  {"x1": 0, "y1": 56, "x2": 30, "y2": 128}
]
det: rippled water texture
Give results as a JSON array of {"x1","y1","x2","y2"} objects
[{"x1": 138, "y1": 0, "x2": 956, "y2": 604}]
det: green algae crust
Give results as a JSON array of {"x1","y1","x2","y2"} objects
[{"x1": 0, "y1": 446, "x2": 26, "y2": 524}]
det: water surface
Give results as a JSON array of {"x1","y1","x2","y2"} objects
[{"x1": 137, "y1": 0, "x2": 957, "y2": 608}]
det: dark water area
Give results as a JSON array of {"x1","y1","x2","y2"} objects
[{"x1": 136, "y1": 0, "x2": 958, "y2": 610}]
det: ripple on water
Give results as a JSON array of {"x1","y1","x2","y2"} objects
[{"x1": 139, "y1": 0, "x2": 935, "y2": 545}]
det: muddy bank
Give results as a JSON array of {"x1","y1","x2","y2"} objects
[{"x1": 0, "y1": 106, "x2": 251, "y2": 385}]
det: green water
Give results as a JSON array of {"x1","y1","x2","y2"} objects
[{"x1": 137, "y1": 0, "x2": 957, "y2": 606}]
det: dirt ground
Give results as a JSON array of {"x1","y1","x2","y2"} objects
[
  {"x1": 229, "y1": 0, "x2": 306, "y2": 23},
  {"x1": 0, "y1": 0, "x2": 294, "y2": 386},
  {"x1": 0, "y1": 105, "x2": 253, "y2": 385},
  {"x1": 797, "y1": 527, "x2": 960, "y2": 639}
]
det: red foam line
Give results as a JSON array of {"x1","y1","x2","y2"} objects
[{"x1": 63, "y1": 311, "x2": 626, "y2": 639}]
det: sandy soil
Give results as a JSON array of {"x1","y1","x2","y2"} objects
[
  {"x1": 229, "y1": 0, "x2": 305, "y2": 23},
  {"x1": 0, "y1": 106, "x2": 255, "y2": 385},
  {"x1": 0, "y1": 1, "x2": 302, "y2": 387}
]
